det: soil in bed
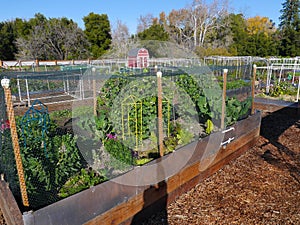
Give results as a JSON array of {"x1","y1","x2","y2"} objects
[{"x1": 0, "y1": 107, "x2": 299, "y2": 225}]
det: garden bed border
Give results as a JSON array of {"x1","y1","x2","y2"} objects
[{"x1": 0, "y1": 111, "x2": 261, "y2": 225}]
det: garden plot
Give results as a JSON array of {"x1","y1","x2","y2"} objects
[{"x1": 0, "y1": 65, "x2": 259, "y2": 225}]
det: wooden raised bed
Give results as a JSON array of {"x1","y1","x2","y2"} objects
[
  {"x1": 0, "y1": 111, "x2": 261, "y2": 225},
  {"x1": 254, "y1": 97, "x2": 300, "y2": 113}
]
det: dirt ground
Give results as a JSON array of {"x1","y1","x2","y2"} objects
[{"x1": 0, "y1": 107, "x2": 299, "y2": 225}]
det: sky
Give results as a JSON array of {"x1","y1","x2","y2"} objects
[{"x1": 0, "y1": 0, "x2": 284, "y2": 34}]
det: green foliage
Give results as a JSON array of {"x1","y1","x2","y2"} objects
[
  {"x1": 0, "y1": 21, "x2": 18, "y2": 60},
  {"x1": 227, "y1": 13, "x2": 278, "y2": 56},
  {"x1": 163, "y1": 123, "x2": 193, "y2": 152},
  {"x1": 104, "y1": 138, "x2": 133, "y2": 165},
  {"x1": 83, "y1": 13, "x2": 112, "y2": 58},
  {"x1": 269, "y1": 81, "x2": 298, "y2": 97},
  {"x1": 138, "y1": 24, "x2": 169, "y2": 41},
  {"x1": 278, "y1": 0, "x2": 300, "y2": 57},
  {"x1": 58, "y1": 168, "x2": 107, "y2": 198},
  {"x1": 219, "y1": 79, "x2": 250, "y2": 90},
  {"x1": 225, "y1": 97, "x2": 252, "y2": 125},
  {"x1": 17, "y1": 115, "x2": 84, "y2": 208}
]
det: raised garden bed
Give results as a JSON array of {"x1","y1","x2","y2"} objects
[
  {"x1": 0, "y1": 64, "x2": 260, "y2": 224},
  {"x1": 0, "y1": 111, "x2": 261, "y2": 225}
]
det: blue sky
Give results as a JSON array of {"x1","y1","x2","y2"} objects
[{"x1": 0, "y1": 0, "x2": 284, "y2": 34}]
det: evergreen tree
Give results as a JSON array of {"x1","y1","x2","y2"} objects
[
  {"x1": 0, "y1": 21, "x2": 18, "y2": 60},
  {"x1": 137, "y1": 24, "x2": 169, "y2": 41},
  {"x1": 278, "y1": 0, "x2": 300, "y2": 56},
  {"x1": 227, "y1": 14, "x2": 248, "y2": 55},
  {"x1": 83, "y1": 13, "x2": 112, "y2": 58}
]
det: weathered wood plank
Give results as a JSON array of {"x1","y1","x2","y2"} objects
[{"x1": 0, "y1": 180, "x2": 24, "y2": 225}]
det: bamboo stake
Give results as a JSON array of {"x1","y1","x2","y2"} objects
[
  {"x1": 157, "y1": 71, "x2": 164, "y2": 157},
  {"x1": 251, "y1": 64, "x2": 257, "y2": 115},
  {"x1": 1, "y1": 78, "x2": 29, "y2": 207},
  {"x1": 221, "y1": 69, "x2": 228, "y2": 130}
]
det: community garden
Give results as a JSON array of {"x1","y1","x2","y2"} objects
[{"x1": 1, "y1": 55, "x2": 295, "y2": 224}]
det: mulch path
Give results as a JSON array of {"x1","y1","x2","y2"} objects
[
  {"x1": 141, "y1": 108, "x2": 300, "y2": 225},
  {"x1": 0, "y1": 107, "x2": 299, "y2": 225}
]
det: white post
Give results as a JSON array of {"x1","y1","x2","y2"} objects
[
  {"x1": 81, "y1": 76, "x2": 85, "y2": 100},
  {"x1": 25, "y1": 78, "x2": 30, "y2": 107},
  {"x1": 292, "y1": 59, "x2": 298, "y2": 84},
  {"x1": 17, "y1": 78, "x2": 22, "y2": 102},
  {"x1": 296, "y1": 77, "x2": 300, "y2": 103},
  {"x1": 278, "y1": 64, "x2": 284, "y2": 83},
  {"x1": 66, "y1": 76, "x2": 69, "y2": 94},
  {"x1": 266, "y1": 64, "x2": 272, "y2": 94},
  {"x1": 79, "y1": 78, "x2": 83, "y2": 100}
]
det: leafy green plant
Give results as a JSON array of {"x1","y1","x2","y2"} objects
[
  {"x1": 17, "y1": 114, "x2": 85, "y2": 208},
  {"x1": 104, "y1": 138, "x2": 133, "y2": 165},
  {"x1": 58, "y1": 168, "x2": 107, "y2": 198},
  {"x1": 269, "y1": 81, "x2": 297, "y2": 97},
  {"x1": 225, "y1": 97, "x2": 252, "y2": 126}
]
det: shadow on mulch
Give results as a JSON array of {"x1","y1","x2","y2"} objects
[{"x1": 260, "y1": 106, "x2": 300, "y2": 184}]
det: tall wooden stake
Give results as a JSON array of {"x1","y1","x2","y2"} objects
[
  {"x1": 251, "y1": 64, "x2": 257, "y2": 115},
  {"x1": 1, "y1": 78, "x2": 29, "y2": 207},
  {"x1": 157, "y1": 71, "x2": 164, "y2": 157},
  {"x1": 221, "y1": 69, "x2": 228, "y2": 130},
  {"x1": 92, "y1": 67, "x2": 97, "y2": 116}
]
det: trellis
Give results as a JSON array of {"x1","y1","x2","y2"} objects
[
  {"x1": 20, "y1": 99, "x2": 50, "y2": 156},
  {"x1": 121, "y1": 94, "x2": 171, "y2": 152}
]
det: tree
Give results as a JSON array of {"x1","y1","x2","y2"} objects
[
  {"x1": 136, "y1": 14, "x2": 154, "y2": 33},
  {"x1": 0, "y1": 21, "x2": 18, "y2": 60},
  {"x1": 246, "y1": 16, "x2": 276, "y2": 36},
  {"x1": 278, "y1": 0, "x2": 300, "y2": 56},
  {"x1": 245, "y1": 16, "x2": 278, "y2": 56},
  {"x1": 137, "y1": 24, "x2": 169, "y2": 41},
  {"x1": 165, "y1": 0, "x2": 228, "y2": 50},
  {"x1": 227, "y1": 13, "x2": 248, "y2": 55},
  {"x1": 16, "y1": 16, "x2": 90, "y2": 60},
  {"x1": 83, "y1": 13, "x2": 112, "y2": 58},
  {"x1": 109, "y1": 20, "x2": 132, "y2": 58}
]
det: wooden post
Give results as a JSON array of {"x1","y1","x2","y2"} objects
[
  {"x1": 1, "y1": 78, "x2": 29, "y2": 207},
  {"x1": 251, "y1": 64, "x2": 257, "y2": 115},
  {"x1": 92, "y1": 67, "x2": 97, "y2": 116},
  {"x1": 157, "y1": 71, "x2": 164, "y2": 157},
  {"x1": 35, "y1": 59, "x2": 39, "y2": 67},
  {"x1": 221, "y1": 69, "x2": 228, "y2": 130}
]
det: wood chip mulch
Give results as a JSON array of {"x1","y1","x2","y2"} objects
[{"x1": 142, "y1": 109, "x2": 300, "y2": 225}]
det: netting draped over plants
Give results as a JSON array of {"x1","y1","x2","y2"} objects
[
  {"x1": 0, "y1": 58, "x2": 254, "y2": 210},
  {"x1": 0, "y1": 84, "x2": 20, "y2": 199}
]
